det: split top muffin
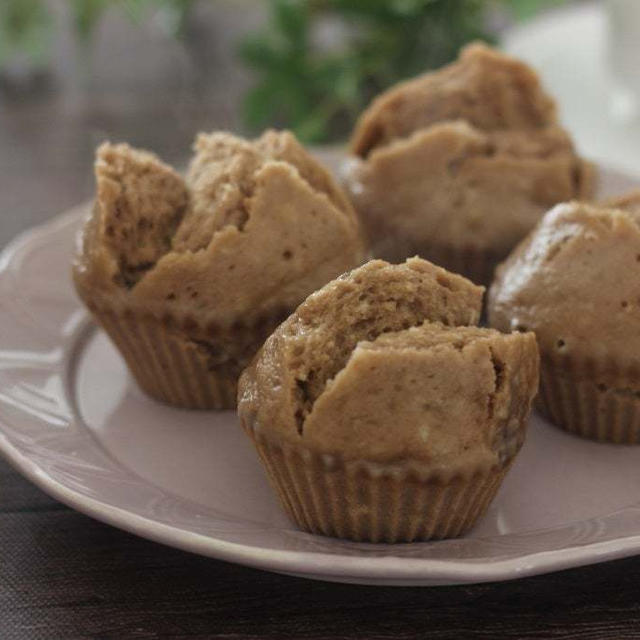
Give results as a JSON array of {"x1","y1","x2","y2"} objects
[
  {"x1": 488, "y1": 196, "x2": 640, "y2": 443},
  {"x1": 239, "y1": 258, "x2": 539, "y2": 542},
  {"x1": 342, "y1": 42, "x2": 594, "y2": 285},
  {"x1": 73, "y1": 130, "x2": 365, "y2": 409}
]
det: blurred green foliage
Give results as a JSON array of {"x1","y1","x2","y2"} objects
[
  {"x1": 508, "y1": 0, "x2": 568, "y2": 20},
  {"x1": 121, "y1": 0, "x2": 198, "y2": 38},
  {"x1": 241, "y1": 0, "x2": 569, "y2": 143},
  {"x1": 70, "y1": 0, "x2": 111, "y2": 43},
  {"x1": 0, "y1": 0, "x2": 197, "y2": 70},
  {"x1": 0, "y1": 0, "x2": 52, "y2": 68},
  {"x1": 0, "y1": 0, "x2": 568, "y2": 133}
]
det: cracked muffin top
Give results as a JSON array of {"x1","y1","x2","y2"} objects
[
  {"x1": 342, "y1": 43, "x2": 593, "y2": 262},
  {"x1": 73, "y1": 130, "x2": 365, "y2": 326},
  {"x1": 344, "y1": 121, "x2": 592, "y2": 255},
  {"x1": 238, "y1": 257, "x2": 539, "y2": 470},
  {"x1": 350, "y1": 42, "x2": 557, "y2": 158},
  {"x1": 488, "y1": 198, "x2": 640, "y2": 378}
]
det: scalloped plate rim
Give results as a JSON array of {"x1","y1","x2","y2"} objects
[
  {"x1": 4, "y1": 413, "x2": 640, "y2": 585},
  {"x1": 2, "y1": 164, "x2": 640, "y2": 586}
]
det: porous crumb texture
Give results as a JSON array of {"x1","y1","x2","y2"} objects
[
  {"x1": 238, "y1": 257, "x2": 539, "y2": 541},
  {"x1": 175, "y1": 133, "x2": 264, "y2": 249},
  {"x1": 239, "y1": 258, "x2": 484, "y2": 440},
  {"x1": 489, "y1": 198, "x2": 640, "y2": 441},
  {"x1": 174, "y1": 130, "x2": 355, "y2": 252},
  {"x1": 350, "y1": 42, "x2": 557, "y2": 158},
  {"x1": 238, "y1": 257, "x2": 539, "y2": 466},
  {"x1": 287, "y1": 259, "x2": 485, "y2": 426},
  {"x1": 305, "y1": 323, "x2": 538, "y2": 467},
  {"x1": 74, "y1": 129, "x2": 365, "y2": 409},
  {"x1": 254, "y1": 129, "x2": 354, "y2": 214},
  {"x1": 343, "y1": 42, "x2": 594, "y2": 284},
  {"x1": 93, "y1": 143, "x2": 189, "y2": 288}
]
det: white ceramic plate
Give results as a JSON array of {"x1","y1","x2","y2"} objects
[{"x1": 0, "y1": 164, "x2": 639, "y2": 587}]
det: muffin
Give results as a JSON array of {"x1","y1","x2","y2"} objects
[
  {"x1": 73, "y1": 130, "x2": 365, "y2": 409},
  {"x1": 488, "y1": 198, "x2": 640, "y2": 443},
  {"x1": 602, "y1": 189, "x2": 640, "y2": 215},
  {"x1": 342, "y1": 42, "x2": 594, "y2": 285},
  {"x1": 238, "y1": 258, "x2": 539, "y2": 542}
]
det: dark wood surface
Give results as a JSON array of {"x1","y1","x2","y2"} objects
[
  {"x1": 2, "y1": 4, "x2": 640, "y2": 638},
  {"x1": 4, "y1": 455, "x2": 640, "y2": 640}
]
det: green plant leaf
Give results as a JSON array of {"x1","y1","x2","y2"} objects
[
  {"x1": 70, "y1": 0, "x2": 111, "y2": 43},
  {"x1": 239, "y1": 0, "x2": 566, "y2": 142},
  {"x1": 0, "y1": 0, "x2": 52, "y2": 66},
  {"x1": 506, "y1": 0, "x2": 568, "y2": 21}
]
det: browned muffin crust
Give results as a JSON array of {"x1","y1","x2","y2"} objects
[
  {"x1": 351, "y1": 42, "x2": 557, "y2": 158},
  {"x1": 344, "y1": 121, "x2": 592, "y2": 265},
  {"x1": 239, "y1": 257, "x2": 539, "y2": 541},
  {"x1": 301, "y1": 323, "x2": 537, "y2": 468},
  {"x1": 343, "y1": 42, "x2": 594, "y2": 283},
  {"x1": 87, "y1": 143, "x2": 189, "y2": 289},
  {"x1": 240, "y1": 257, "x2": 538, "y2": 471},
  {"x1": 73, "y1": 130, "x2": 366, "y2": 405},
  {"x1": 239, "y1": 258, "x2": 483, "y2": 443},
  {"x1": 488, "y1": 200, "x2": 640, "y2": 387}
]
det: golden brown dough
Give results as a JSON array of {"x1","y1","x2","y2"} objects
[
  {"x1": 351, "y1": 42, "x2": 557, "y2": 157},
  {"x1": 343, "y1": 42, "x2": 594, "y2": 285},
  {"x1": 74, "y1": 130, "x2": 366, "y2": 409},
  {"x1": 238, "y1": 257, "x2": 539, "y2": 542},
  {"x1": 488, "y1": 198, "x2": 640, "y2": 442}
]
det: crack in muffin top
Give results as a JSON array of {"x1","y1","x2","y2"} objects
[
  {"x1": 74, "y1": 129, "x2": 365, "y2": 324},
  {"x1": 341, "y1": 43, "x2": 594, "y2": 272},
  {"x1": 239, "y1": 258, "x2": 484, "y2": 446},
  {"x1": 238, "y1": 257, "x2": 539, "y2": 468},
  {"x1": 350, "y1": 42, "x2": 557, "y2": 159}
]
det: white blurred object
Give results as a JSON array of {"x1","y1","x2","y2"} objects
[
  {"x1": 607, "y1": 0, "x2": 640, "y2": 122},
  {"x1": 503, "y1": 1, "x2": 640, "y2": 176}
]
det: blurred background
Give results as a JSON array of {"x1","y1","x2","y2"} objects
[{"x1": 1, "y1": 0, "x2": 638, "y2": 247}]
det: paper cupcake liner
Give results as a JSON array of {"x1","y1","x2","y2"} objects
[
  {"x1": 537, "y1": 355, "x2": 640, "y2": 444},
  {"x1": 94, "y1": 307, "x2": 238, "y2": 409},
  {"x1": 83, "y1": 301, "x2": 289, "y2": 410},
  {"x1": 367, "y1": 230, "x2": 499, "y2": 286},
  {"x1": 420, "y1": 243, "x2": 501, "y2": 288},
  {"x1": 244, "y1": 423, "x2": 508, "y2": 543}
]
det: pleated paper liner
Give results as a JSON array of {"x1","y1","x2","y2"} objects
[
  {"x1": 244, "y1": 422, "x2": 510, "y2": 543},
  {"x1": 420, "y1": 242, "x2": 504, "y2": 289},
  {"x1": 83, "y1": 301, "x2": 289, "y2": 410},
  {"x1": 370, "y1": 241, "x2": 498, "y2": 288},
  {"x1": 537, "y1": 353, "x2": 640, "y2": 444}
]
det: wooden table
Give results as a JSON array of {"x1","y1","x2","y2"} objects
[
  {"x1": 2, "y1": 6, "x2": 640, "y2": 638},
  {"x1": 4, "y1": 460, "x2": 640, "y2": 639}
]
